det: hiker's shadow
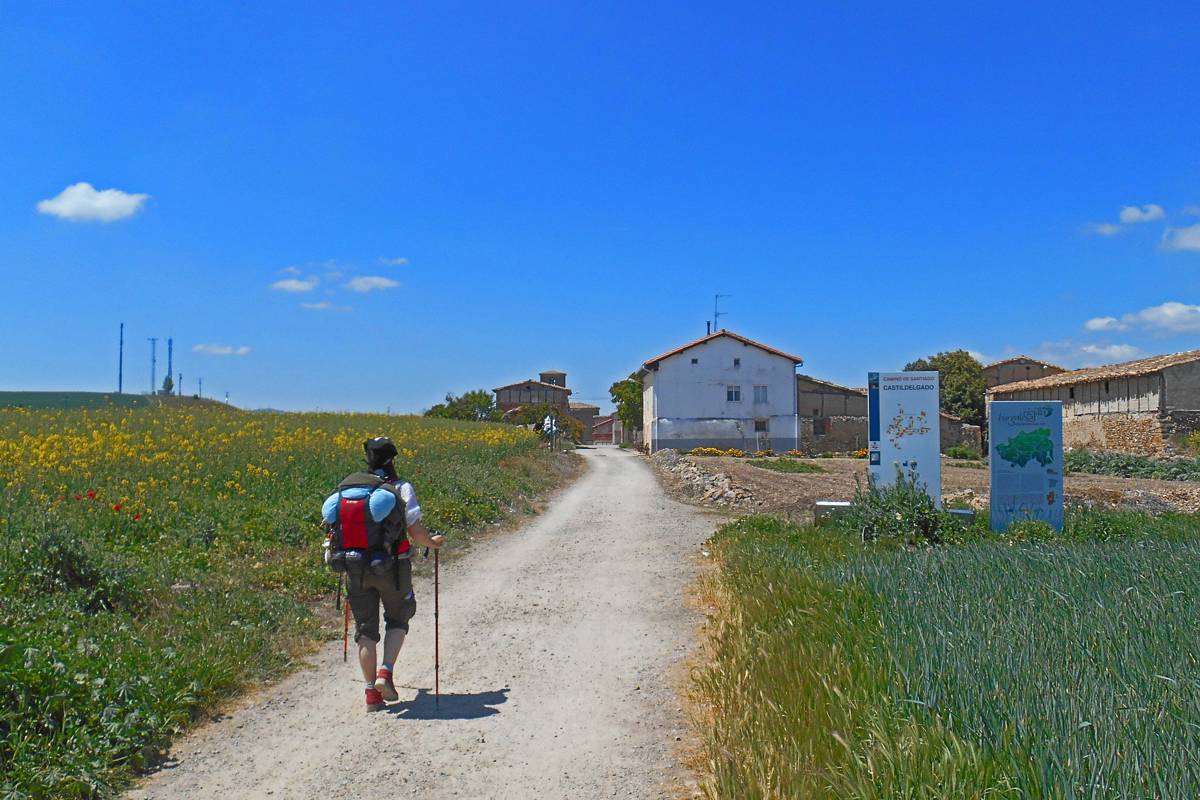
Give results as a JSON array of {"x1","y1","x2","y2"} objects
[{"x1": 388, "y1": 687, "x2": 509, "y2": 720}]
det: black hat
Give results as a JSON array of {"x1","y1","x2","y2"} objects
[{"x1": 364, "y1": 437, "x2": 398, "y2": 469}]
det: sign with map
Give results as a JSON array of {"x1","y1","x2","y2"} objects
[
  {"x1": 989, "y1": 401, "x2": 1064, "y2": 531},
  {"x1": 868, "y1": 371, "x2": 941, "y2": 505}
]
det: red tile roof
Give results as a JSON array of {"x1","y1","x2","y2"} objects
[
  {"x1": 988, "y1": 349, "x2": 1200, "y2": 395},
  {"x1": 982, "y1": 355, "x2": 1064, "y2": 370},
  {"x1": 493, "y1": 380, "x2": 573, "y2": 394},
  {"x1": 641, "y1": 330, "x2": 803, "y2": 370}
]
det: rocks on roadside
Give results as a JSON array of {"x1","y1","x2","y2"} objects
[{"x1": 651, "y1": 449, "x2": 757, "y2": 509}]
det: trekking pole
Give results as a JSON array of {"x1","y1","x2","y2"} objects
[
  {"x1": 342, "y1": 578, "x2": 350, "y2": 664},
  {"x1": 439, "y1": 544, "x2": 444, "y2": 705}
]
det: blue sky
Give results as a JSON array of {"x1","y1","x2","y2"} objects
[{"x1": 1, "y1": 2, "x2": 1197, "y2": 412}]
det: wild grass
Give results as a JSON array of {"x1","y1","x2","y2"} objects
[
  {"x1": 694, "y1": 513, "x2": 1200, "y2": 799},
  {"x1": 1064, "y1": 449, "x2": 1200, "y2": 482},
  {"x1": 748, "y1": 459, "x2": 826, "y2": 474},
  {"x1": 0, "y1": 406, "x2": 560, "y2": 798}
]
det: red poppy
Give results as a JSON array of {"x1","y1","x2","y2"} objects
[
  {"x1": 132, "y1": 513, "x2": 141, "y2": 521},
  {"x1": 74, "y1": 494, "x2": 81, "y2": 501},
  {"x1": 55, "y1": 495, "x2": 65, "y2": 502},
  {"x1": 112, "y1": 503, "x2": 122, "y2": 511},
  {"x1": 86, "y1": 490, "x2": 97, "y2": 500}
]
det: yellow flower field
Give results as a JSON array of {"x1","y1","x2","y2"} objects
[{"x1": 0, "y1": 403, "x2": 559, "y2": 798}]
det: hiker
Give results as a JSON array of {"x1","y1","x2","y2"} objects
[{"x1": 322, "y1": 436, "x2": 443, "y2": 711}]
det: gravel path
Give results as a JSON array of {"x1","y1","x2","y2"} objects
[{"x1": 128, "y1": 447, "x2": 716, "y2": 800}]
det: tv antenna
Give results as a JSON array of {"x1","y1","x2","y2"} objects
[{"x1": 713, "y1": 294, "x2": 732, "y2": 332}]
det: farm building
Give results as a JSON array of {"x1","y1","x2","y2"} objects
[
  {"x1": 592, "y1": 415, "x2": 638, "y2": 445},
  {"x1": 982, "y1": 356, "x2": 1065, "y2": 389},
  {"x1": 988, "y1": 349, "x2": 1200, "y2": 455},
  {"x1": 569, "y1": 401, "x2": 600, "y2": 444},
  {"x1": 796, "y1": 375, "x2": 982, "y2": 454},
  {"x1": 494, "y1": 370, "x2": 572, "y2": 413},
  {"x1": 639, "y1": 330, "x2": 803, "y2": 453}
]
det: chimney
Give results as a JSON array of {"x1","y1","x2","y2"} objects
[{"x1": 706, "y1": 321, "x2": 711, "y2": 335}]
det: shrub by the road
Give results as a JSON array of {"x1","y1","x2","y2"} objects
[
  {"x1": 0, "y1": 406, "x2": 558, "y2": 798},
  {"x1": 694, "y1": 511, "x2": 1200, "y2": 799}
]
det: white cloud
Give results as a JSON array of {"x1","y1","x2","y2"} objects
[
  {"x1": 271, "y1": 277, "x2": 318, "y2": 292},
  {"x1": 345, "y1": 276, "x2": 400, "y2": 292},
  {"x1": 193, "y1": 343, "x2": 251, "y2": 356},
  {"x1": 301, "y1": 301, "x2": 350, "y2": 312},
  {"x1": 279, "y1": 266, "x2": 302, "y2": 275},
  {"x1": 1127, "y1": 301, "x2": 1200, "y2": 333},
  {"x1": 36, "y1": 182, "x2": 148, "y2": 222},
  {"x1": 1119, "y1": 204, "x2": 1165, "y2": 223},
  {"x1": 379, "y1": 256, "x2": 409, "y2": 266},
  {"x1": 1083, "y1": 316, "x2": 1128, "y2": 332},
  {"x1": 1086, "y1": 222, "x2": 1122, "y2": 236},
  {"x1": 1162, "y1": 223, "x2": 1200, "y2": 252},
  {"x1": 1184, "y1": 206, "x2": 1200, "y2": 217},
  {"x1": 1083, "y1": 301, "x2": 1200, "y2": 336},
  {"x1": 1079, "y1": 344, "x2": 1141, "y2": 362}
]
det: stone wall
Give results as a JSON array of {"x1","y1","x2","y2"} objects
[
  {"x1": 1162, "y1": 409, "x2": 1200, "y2": 454},
  {"x1": 941, "y1": 415, "x2": 983, "y2": 453},
  {"x1": 1062, "y1": 412, "x2": 1166, "y2": 456},
  {"x1": 802, "y1": 414, "x2": 982, "y2": 455}
]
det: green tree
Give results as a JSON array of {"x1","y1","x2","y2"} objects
[
  {"x1": 609, "y1": 372, "x2": 643, "y2": 433},
  {"x1": 904, "y1": 350, "x2": 985, "y2": 427},
  {"x1": 424, "y1": 389, "x2": 501, "y2": 422},
  {"x1": 161, "y1": 374, "x2": 174, "y2": 395}
]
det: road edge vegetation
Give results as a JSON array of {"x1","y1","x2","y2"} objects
[{"x1": 689, "y1": 507, "x2": 1200, "y2": 798}]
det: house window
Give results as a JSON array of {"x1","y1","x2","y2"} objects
[
  {"x1": 1069, "y1": 387, "x2": 1075, "y2": 399},
  {"x1": 733, "y1": 358, "x2": 741, "y2": 368},
  {"x1": 691, "y1": 358, "x2": 698, "y2": 365},
  {"x1": 753, "y1": 385, "x2": 768, "y2": 404},
  {"x1": 1104, "y1": 380, "x2": 1110, "y2": 394},
  {"x1": 726, "y1": 385, "x2": 741, "y2": 402},
  {"x1": 813, "y1": 407, "x2": 820, "y2": 417},
  {"x1": 754, "y1": 419, "x2": 769, "y2": 432}
]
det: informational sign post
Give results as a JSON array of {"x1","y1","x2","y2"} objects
[
  {"x1": 989, "y1": 401, "x2": 1064, "y2": 531},
  {"x1": 867, "y1": 371, "x2": 942, "y2": 505}
]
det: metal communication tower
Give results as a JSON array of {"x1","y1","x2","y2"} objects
[
  {"x1": 166, "y1": 338, "x2": 174, "y2": 394},
  {"x1": 118, "y1": 323, "x2": 124, "y2": 393},
  {"x1": 147, "y1": 338, "x2": 158, "y2": 394}
]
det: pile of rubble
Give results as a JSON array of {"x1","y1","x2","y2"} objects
[{"x1": 650, "y1": 449, "x2": 757, "y2": 509}]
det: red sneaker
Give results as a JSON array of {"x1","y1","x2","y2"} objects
[
  {"x1": 374, "y1": 668, "x2": 399, "y2": 702},
  {"x1": 365, "y1": 686, "x2": 385, "y2": 712}
]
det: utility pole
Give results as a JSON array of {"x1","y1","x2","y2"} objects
[
  {"x1": 198, "y1": 377, "x2": 203, "y2": 398},
  {"x1": 166, "y1": 338, "x2": 174, "y2": 394},
  {"x1": 179, "y1": 374, "x2": 183, "y2": 396},
  {"x1": 713, "y1": 294, "x2": 731, "y2": 332},
  {"x1": 147, "y1": 338, "x2": 158, "y2": 395},
  {"x1": 118, "y1": 323, "x2": 124, "y2": 393}
]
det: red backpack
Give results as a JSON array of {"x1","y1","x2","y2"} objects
[{"x1": 325, "y1": 472, "x2": 409, "y2": 574}]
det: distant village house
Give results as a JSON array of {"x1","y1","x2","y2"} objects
[{"x1": 982, "y1": 356, "x2": 1065, "y2": 390}]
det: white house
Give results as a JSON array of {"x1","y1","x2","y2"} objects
[{"x1": 639, "y1": 330, "x2": 803, "y2": 453}]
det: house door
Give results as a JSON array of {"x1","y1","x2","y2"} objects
[{"x1": 754, "y1": 419, "x2": 770, "y2": 451}]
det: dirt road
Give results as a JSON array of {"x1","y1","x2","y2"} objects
[{"x1": 128, "y1": 447, "x2": 716, "y2": 800}]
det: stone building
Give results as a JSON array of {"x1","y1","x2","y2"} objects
[
  {"x1": 988, "y1": 349, "x2": 1200, "y2": 455},
  {"x1": 494, "y1": 370, "x2": 572, "y2": 412},
  {"x1": 982, "y1": 356, "x2": 1065, "y2": 389},
  {"x1": 568, "y1": 401, "x2": 600, "y2": 444}
]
